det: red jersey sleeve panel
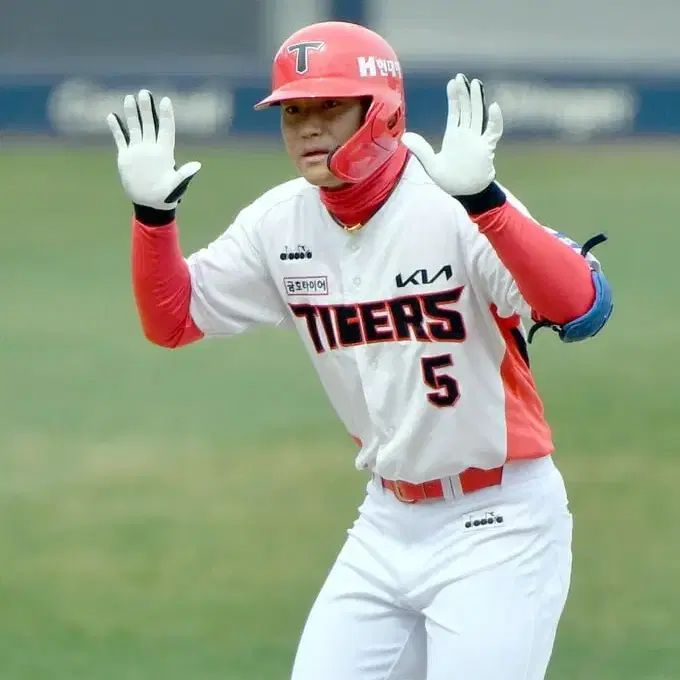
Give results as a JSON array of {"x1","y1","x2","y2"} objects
[
  {"x1": 472, "y1": 202, "x2": 595, "y2": 325},
  {"x1": 131, "y1": 218, "x2": 204, "y2": 348}
]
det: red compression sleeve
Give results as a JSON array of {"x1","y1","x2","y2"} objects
[
  {"x1": 131, "y1": 218, "x2": 204, "y2": 348},
  {"x1": 473, "y1": 202, "x2": 595, "y2": 325}
]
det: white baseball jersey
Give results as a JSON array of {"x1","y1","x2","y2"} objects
[{"x1": 186, "y1": 157, "x2": 599, "y2": 483}]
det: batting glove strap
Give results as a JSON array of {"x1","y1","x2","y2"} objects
[
  {"x1": 456, "y1": 181, "x2": 507, "y2": 215},
  {"x1": 134, "y1": 204, "x2": 176, "y2": 226}
]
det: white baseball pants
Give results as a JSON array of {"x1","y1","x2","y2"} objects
[{"x1": 290, "y1": 455, "x2": 573, "y2": 680}]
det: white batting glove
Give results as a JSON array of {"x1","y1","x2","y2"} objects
[
  {"x1": 106, "y1": 89, "x2": 201, "y2": 211},
  {"x1": 402, "y1": 74, "x2": 503, "y2": 196}
]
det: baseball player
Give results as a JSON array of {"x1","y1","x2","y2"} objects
[{"x1": 107, "y1": 21, "x2": 612, "y2": 680}]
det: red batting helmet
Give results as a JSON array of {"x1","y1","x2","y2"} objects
[{"x1": 254, "y1": 21, "x2": 406, "y2": 183}]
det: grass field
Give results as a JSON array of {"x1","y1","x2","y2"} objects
[{"x1": 0, "y1": 139, "x2": 678, "y2": 679}]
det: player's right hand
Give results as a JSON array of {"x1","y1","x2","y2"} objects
[{"x1": 106, "y1": 90, "x2": 201, "y2": 211}]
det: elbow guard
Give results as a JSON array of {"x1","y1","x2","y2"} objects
[
  {"x1": 555, "y1": 268, "x2": 613, "y2": 343},
  {"x1": 528, "y1": 233, "x2": 613, "y2": 344}
]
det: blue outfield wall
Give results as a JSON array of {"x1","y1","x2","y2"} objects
[{"x1": 1, "y1": 67, "x2": 679, "y2": 141}]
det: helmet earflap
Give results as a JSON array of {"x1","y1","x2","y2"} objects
[{"x1": 328, "y1": 91, "x2": 405, "y2": 183}]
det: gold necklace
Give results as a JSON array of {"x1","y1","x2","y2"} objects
[{"x1": 330, "y1": 213, "x2": 365, "y2": 234}]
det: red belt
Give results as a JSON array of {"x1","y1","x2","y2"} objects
[{"x1": 380, "y1": 466, "x2": 504, "y2": 503}]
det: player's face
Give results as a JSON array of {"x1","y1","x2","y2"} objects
[{"x1": 280, "y1": 97, "x2": 365, "y2": 187}]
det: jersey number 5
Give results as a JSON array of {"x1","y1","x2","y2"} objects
[{"x1": 421, "y1": 355, "x2": 460, "y2": 408}]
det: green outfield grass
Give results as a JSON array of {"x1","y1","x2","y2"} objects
[{"x1": 0, "y1": 140, "x2": 678, "y2": 679}]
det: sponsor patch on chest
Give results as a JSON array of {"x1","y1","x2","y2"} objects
[{"x1": 284, "y1": 275, "x2": 329, "y2": 297}]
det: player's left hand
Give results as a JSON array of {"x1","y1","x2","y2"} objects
[{"x1": 402, "y1": 74, "x2": 503, "y2": 196}]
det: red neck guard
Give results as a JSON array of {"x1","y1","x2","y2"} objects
[{"x1": 319, "y1": 145, "x2": 409, "y2": 229}]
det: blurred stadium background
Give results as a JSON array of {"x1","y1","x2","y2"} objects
[{"x1": 1, "y1": 1, "x2": 678, "y2": 678}]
